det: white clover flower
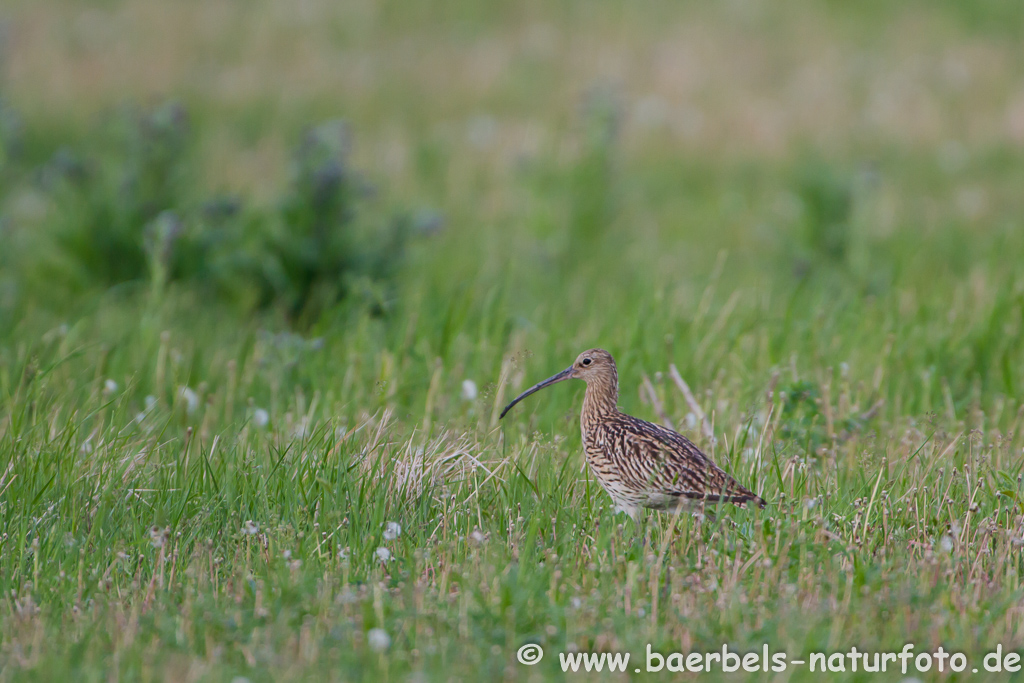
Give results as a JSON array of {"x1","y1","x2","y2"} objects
[
  {"x1": 461, "y1": 379, "x2": 478, "y2": 401},
  {"x1": 103, "y1": 379, "x2": 118, "y2": 395},
  {"x1": 292, "y1": 416, "x2": 311, "y2": 439},
  {"x1": 367, "y1": 627, "x2": 391, "y2": 652},
  {"x1": 338, "y1": 547, "x2": 350, "y2": 560},
  {"x1": 685, "y1": 412, "x2": 698, "y2": 430},
  {"x1": 375, "y1": 547, "x2": 392, "y2": 562},
  {"x1": 939, "y1": 536, "x2": 954, "y2": 553},
  {"x1": 383, "y1": 521, "x2": 401, "y2": 540},
  {"x1": 148, "y1": 526, "x2": 166, "y2": 549},
  {"x1": 242, "y1": 520, "x2": 259, "y2": 536},
  {"x1": 180, "y1": 386, "x2": 199, "y2": 414},
  {"x1": 470, "y1": 529, "x2": 486, "y2": 544},
  {"x1": 252, "y1": 408, "x2": 270, "y2": 429},
  {"x1": 282, "y1": 549, "x2": 292, "y2": 560}
]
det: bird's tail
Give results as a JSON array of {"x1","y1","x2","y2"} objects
[
  {"x1": 707, "y1": 491, "x2": 766, "y2": 508},
  {"x1": 671, "y1": 489, "x2": 766, "y2": 509},
  {"x1": 721, "y1": 476, "x2": 766, "y2": 508},
  {"x1": 734, "y1": 492, "x2": 767, "y2": 509}
]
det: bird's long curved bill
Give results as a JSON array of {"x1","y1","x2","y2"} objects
[{"x1": 499, "y1": 366, "x2": 573, "y2": 419}]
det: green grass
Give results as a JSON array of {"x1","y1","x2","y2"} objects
[{"x1": 4, "y1": 0, "x2": 1024, "y2": 680}]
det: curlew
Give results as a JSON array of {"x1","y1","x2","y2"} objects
[{"x1": 500, "y1": 349, "x2": 765, "y2": 520}]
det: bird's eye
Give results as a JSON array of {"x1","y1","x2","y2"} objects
[{"x1": 582, "y1": 358, "x2": 592, "y2": 366}]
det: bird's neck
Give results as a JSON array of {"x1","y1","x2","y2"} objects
[{"x1": 581, "y1": 374, "x2": 619, "y2": 422}]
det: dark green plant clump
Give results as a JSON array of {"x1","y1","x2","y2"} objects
[
  {"x1": 794, "y1": 161, "x2": 854, "y2": 265},
  {"x1": 5, "y1": 103, "x2": 417, "y2": 324}
]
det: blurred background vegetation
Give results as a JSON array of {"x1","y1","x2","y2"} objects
[
  {"x1": 1, "y1": 0, "x2": 1022, "y2": 422},
  {"x1": 0, "y1": 5, "x2": 1020, "y2": 304},
  {"x1": 2, "y1": 0, "x2": 1023, "y2": 353},
  {"x1": 3, "y1": 0, "x2": 1024, "y2": 678}
]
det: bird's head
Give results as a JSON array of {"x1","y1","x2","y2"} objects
[
  {"x1": 499, "y1": 348, "x2": 617, "y2": 419},
  {"x1": 569, "y1": 348, "x2": 616, "y2": 381}
]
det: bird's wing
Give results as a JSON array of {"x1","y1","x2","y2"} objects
[{"x1": 623, "y1": 418, "x2": 762, "y2": 505}]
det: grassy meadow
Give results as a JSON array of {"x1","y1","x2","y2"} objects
[{"x1": 3, "y1": 0, "x2": 1024, "y2": 680}]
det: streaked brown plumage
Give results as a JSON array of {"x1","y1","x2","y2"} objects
[{"x1": 500, "y1": 348, "x2": 765, "y2": 520}]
